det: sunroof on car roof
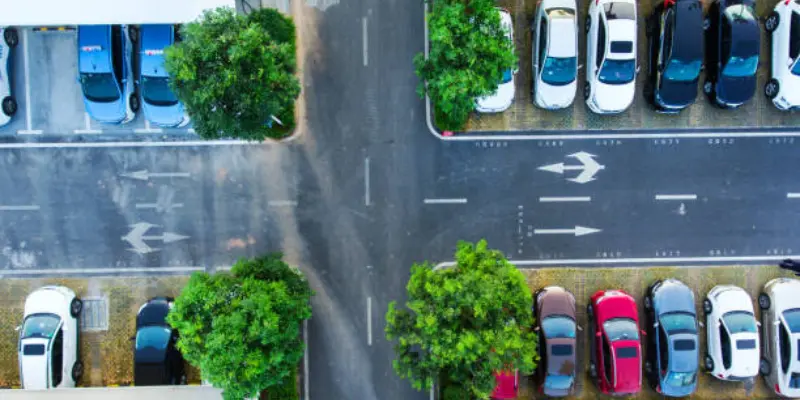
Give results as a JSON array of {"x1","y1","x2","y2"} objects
[{"x1": 610, "y1": 41, "x2": 633, "y2": 54}]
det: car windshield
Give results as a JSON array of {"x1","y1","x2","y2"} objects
[
  {"x1": 722, "y1": 55, "x2": 758, "y2": 78},
  {"x1": 791, "y1": 373, "x2": 800, "y2": 389},
  {"x1": 545, "y1": 374, "x2": 574, "y2": 390},
  {"x1": 136, "y1": 326, "x2": 171, "y2": 351},
  {"x1": 598, "y1": 59, "x2": 635, "y2": 84},
  {"x1": 542, "y1": 315, "x2": 576, "y2": 338},
  {"x1": 664, "y1": 58, "x2": 702, "y2": 82},
  {"x1": 541, "y1": 56, "x2": 577, "y2": 85},
  {"x1": 142, "y1": 76, "x2": 179, "y2": 107},
  {"x1": 21, "y1": 314, "x2": 60, "y2": 339},
  {"x1": 782, "y1": 309, "x2": 800, "y2": 333},
  {"x1": 603, "y1": 318, "x2": 639, "y2": 341},
  {"x1": 80, "y1": 72, "x2": 120, "y2": 103},
  {"x1": 665, "y1": 371, "x2": 697, "y2": 387},
  {"x1": 722, "y1": 310, "x2": 757, "y2": 333},
  {"x1": 661, "y1": 312, "x2": 697, "y2": 334},
  {"x1": 501, "y1": 69, "x2": 513, "y2": 84}
]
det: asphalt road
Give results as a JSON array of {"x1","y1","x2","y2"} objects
[{"x1": 1, "y1": 1, "x2": 799, "y2": 400}]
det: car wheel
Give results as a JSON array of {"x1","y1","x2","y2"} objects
[
  {"x1": 3, "y1": 28, "x2": 18, "y2": 47},
  {"x1": 703, "y1": 299, "x2": 712, "y2": 315},
  {"x1": 759, "y1": 293, "x2": 771, "y2": 310},
  {"x1": 129, "y1": 94, "x2": 140, "y2": 113},
  {"x1": 1, "y1": 97, "x2": 17, "y2": 117},
  {"x1": 589, "y1": 362, "x2": 597, "y2": 378},
  {"x1": 128, "y1": 25, "x2": 139, "y2": 43},
  {"x1": 70, "y1": 298, "x2": 83, "y2": 318},
  {"x1": 644, "y1": 296, "x2": 652, "y2": 310},
  {"x1": 587, "y1": 303, "x2": 594, "y2": 320},
  {"x1": 765, "y1": 12, "x2": 780, "y2": 33},
  {"x1": 71, "y1": 360, "x2": 84, "y2": 382},
  {"x1": 584, "y1": 82, "x2": 591, "y2": 101},
  {"x1": 760, "y1": 358, "x2": 771, "y2": 376},
  {"x1": 703, "y1": 81, "x2": 714, "y2": 96},
  {"x1": 764, "y1": 79, "x2": 779, "y2": 100},
  {"x1": 704, "y1": 354, "x2": 714, "y2": 372}
]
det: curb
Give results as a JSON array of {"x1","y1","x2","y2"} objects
[{"x1": 434, "y1": 256, "x2": 788, "y2": 270}]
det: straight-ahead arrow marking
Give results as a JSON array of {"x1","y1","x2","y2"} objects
[{"x1": 534, "y1": 225, "x2": 602, "y2": 237}]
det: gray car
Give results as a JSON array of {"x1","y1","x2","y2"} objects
[{"x1": 644, "y1": 279, "x2": 699, "y2": 397}]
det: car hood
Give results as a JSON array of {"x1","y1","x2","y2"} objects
[
  {"x1": 20, "y1": 338, "x2": 49, "y2": 390},
  {"x1": 536, "y1": 80, "x2": 576, "y2": 109},
  {"x1": 596, "y1": 291, "x2": 638, "y2": 322},
  {"x1": 729, "y1": 332, "x2": 759, "y2": 377},
  {"x1": 715, "y1": 288, "x2": 753, "y2": 312},
  {"x1": 771, "y1": 278, "x2": 800, "y2": 313},
  {"x1": 592, "y1": 80, "x2": 635, "y2": 113},
  {"x1": 142, "y1": 100, "x2": 186, "y2": 127},
  {"x1": 491, "y1": 370, "x2": 517, "y2": 399},
  {"x1": 717, "y1": 75, "x2": 755, "y2": 106},
  {"x1": 25, "y1": 288, "x2": 68, "y2": 317},
  {"x1": 476, "y1": 80, "x2": 515, "y2": 112},
  {"x1": 84, "y1": 97, "x2": 126, "y2": 124},
  {"x1": 654, "y1": 280, "x2": 696, "y2": 314},
  {"x1": 612, "y1": 340, "x2": 642, "y2": 393},
  {"x1": 657, "y1": 78, "x2": 698, "y2": 109}
]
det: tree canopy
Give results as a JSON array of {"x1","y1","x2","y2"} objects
[
  {"x1": 415, "y1": 0, "x2": 516, "y2": 131},
  {"x1": 165, "y1": 7, "x2": 300, "y2": 140},
  {"x1": 167, "y1": 254, "x2": 312, "y2": 400},
  {"x1": 385, "y1": 240, "x2": 537, "y2": 399}
]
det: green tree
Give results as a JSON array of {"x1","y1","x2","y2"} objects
[
  {"x1": 165, "y1": 7, "x2": 300, "y2": 141},
  {"x1": 167, "y1": 254, "x2": 312, "y2": 400},
  {"x1": 385, "y1": 240, "x2": 537, "y2": 399},
  {"x1": 416, "y1": 0, "x2": 516, "y2": 131}
]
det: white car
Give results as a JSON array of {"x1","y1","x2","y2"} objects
[
  {"x1": 703, "y1": 285, "x2": 759, "y2": 382},
  {"x1": 0, "y1": 27, "x2": 19, "y2": 127},
  {"x1": 584, "y1": 0, "x2": 638, "y2": 114},
  {"x1": 18, "y1": 286, "x2": 83, "y2": 389},
  {"x1": 475, "y1": 9, "x2": 516, "y2": 113},
  {"x1": 759, "y1": 278, "x2": 800, "y2": 397},
  {"x1": 531, "y1": 0, "x2": 578, "y2": 110},
  {"x1": 765, "y1": 0, "x2": 800, "y2": 110}
]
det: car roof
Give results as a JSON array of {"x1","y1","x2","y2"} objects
[
  {"x1": 19, "y1": 338, "x2": 50, "y2": 389},
  {"x1": 140, "y1": 24, "x2": 173, "y2": 78},
  {"x1": 611, "y1": 340, "x2": 641, "y2": 392},
  {"x1": 78, "y1": 25, "x2": 113, "y2": 74},
  {"x1": 548, "y1": 17, "x2": 577, "y2": 58},
  {"x1": 669, "y1": 0, "x2": 704, "y2": 61},
  {"x1": 547, "y1": 337, "x2": 577, "y2": 376},
  {"x1": 605, "y1": 20, "x2": 636, "y2": 59},
  {"x1": 668, "y1": 333, "x2": 699, "y2": 373}
]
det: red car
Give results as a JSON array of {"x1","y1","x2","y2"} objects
[
  {"x1": 587, "y1": 290, "x2": 642, "y2": 396},
  {"x1": 491, "y1": 370, "x2": 518, "y2": 399}
]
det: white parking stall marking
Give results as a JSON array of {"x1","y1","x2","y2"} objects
[
  {"x1": 0, "y1": 205, "x2": 40, "y2": 211},
  {"x1": 74, "y1": 113, "x2": 102, "y2": 134},
  {"x1": 134, "y1": 119, "x2": 164, "y2": 134},
  {"x1": 788, "y1": 193, "x2": 800, "y2": 199},
  {"x1": 367, "y1": 296, "x2": 372, "y2": 346},
  {"x1": 187, "y1": 128, "x2": 196, "y2": 134},
  {"x1": 423, "y1": 198, "x2": 467, "y2": 204},
  {"x1": 655, "y1": 194, "x2": 697, "y2": 201},
  {"x1": 17, "y1": 29, "x2": 42, "y2": 135},
  {"x1": 538, "y1": 196, "x2": 591, "y2": 203},
  {"x1": 362, "y1": 16, "x2": 368, "y2": 66}
]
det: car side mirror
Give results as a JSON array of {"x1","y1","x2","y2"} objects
[
  {"x1": 596, "y1": 331, "x2": 602, "y2": 337},
  {"x1": 578, "y1": 64, "x2": 584, "y2": 70},
  {"x1": 576, "y1": 325, "x2": 583, "y2": 331},
  {"x1": 756, "y1": 321, "x2": 761, "y2": 327},
  {"x1": 636, "y1": 65, "x2": 641, "y2": 74},
  {"x1": 654, "y1": 321, "x2": 659, "y2": 328},
  {"x1": 534, "y1": 326, "x2": 540, "y2": 332},
  {"x1": 775, "y1": 320, "x2": 782, "y2": 326},
  {"x1": 789, "y1": 59, "x2": 794, "y2": 66},
  {"x1": 641, "y1": 329, "x2": 647, "y2": 336},
  {"x1": 698, "y1": 321, "x2": 705, "y2": 328},
  {"x1": 130, "y1": 336, "x2": 135, "y2": 341},
  {"x1": 15, "y1": 326, "x2": 21, "y2": 332}
]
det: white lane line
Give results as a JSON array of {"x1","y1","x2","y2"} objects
[
  {"x1": 539, "y1": 196, "x2": 591, "y2": 203},
  {"x1": 367, "y1": 296, "x2": 372, "y2": 346},
  {"x1": 424, "y1": 198, "x2": 467, "y2": 204},
  {"x1": 362, "y1": 17, "x2": 368, "y2": 66},
  {"x1": 23, "y1": 28, "x2": 33, "y2": 132},
  {"x1": 364, "y1": 157, "x2": 371, "y2": 206},
  {"x1": 135, "y1": 203, "x2": 184, "y2": 210},
  {"x1": 655, "y1": 194, "x2": 697, "y2": 201},
  {"x1": 268, "y1": 200, "x2": 298, "y2": 207},
  {"x1": 0, "y1": 205, "x2": 40, "y2": 211},
  {"x1": 788, "y1": 193, "x2": 800, "y2": 199},
  {"x1": 436, "y1": 254, "x2": 797, "y2": 268},
  {"x1": 303, "y1": 319, "x2": 309, "y2": 400},
  {"x1": 0, "y1": 266, "x2": 205, "y2": 276}
]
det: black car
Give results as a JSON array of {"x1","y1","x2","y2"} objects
[
  {"x1": 703, "y1": 0, "x2": 760, "y2": 108},
  {"x1": 646, "y1": 0, "x2": 704, "y2": 113},
  {"x1": 134, "y1": 297, "x2": 185, "y2": 386}
]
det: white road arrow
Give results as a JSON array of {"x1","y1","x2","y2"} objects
[
  {"x1": 121, "y1": 222, "x2": 190, "y2": 255},
  {"x1": 534, "y1": 225, "x2": 602, "y2": 237},
  {"x1": 538, "y1": 152, "x2": 605, "y2": 184},
  {"x1": 120, "y1": 170, "x2": 191, "y2": 181}
]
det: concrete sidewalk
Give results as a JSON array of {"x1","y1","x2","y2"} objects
[{"x1": 0, "y1": 386, "x2": 223, "y2": 400}]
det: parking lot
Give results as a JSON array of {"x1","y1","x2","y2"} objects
[
  {"x1": 458, "y1": 0, "x2": 799, "y2": 133},
  {"x1": 1, "y1": 28, "x2": 194, "y2": 137}
]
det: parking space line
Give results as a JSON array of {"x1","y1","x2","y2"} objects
[
  {"x1": 539, "y1": 196, "x2": 591, "y2": 202},
  {"x1": 364, "y1": 157, "x2": 370, "y2": 206},
  {"x1": 134, "y1": 119, "x2": 164, "y2": 134},
  {"x1": 22, "y1": 29, "x2": 36, "y2": 133},
  {"x1": 367, "y1": 296, "x2": 372, "y2": 346},
  {"x1": 187, "y1": 128, "x2": 196, "y2": 134},
  {"x1": 74, "y1": 113, "x2": 102, "y2": 134},
  {"x1": 655, "y1": 194, "x2": 697, "y2": 201},
  {"x1": 362, "y1": 16, "x2": 368, "y2": 67},
  {"x1": 788, "y1": 193, "x2": 800, "y2": 199},
  {"x1": 424, "y1": 198, "x2": 467, "y2": 204}
]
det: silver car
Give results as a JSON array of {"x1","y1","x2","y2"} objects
[
  {"x1": 0, "y1": 26, "x2": 18, "y2": 127},
  {"x1": 759, "y1": 278, "x2": 800, "y2": 397}
]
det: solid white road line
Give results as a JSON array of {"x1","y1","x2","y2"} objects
[
  {"x1": 435, "y1": 254, "x2": 796, "y2": 269},
  {"x1": 655, "y1": 194, "x2": 697, "y2": 201},
  {"x1": 539, "y1": 196, "x2": 591, "y2": 202},
  {"x1": 788, "y1": 193, "x2": 800, "y2": 199},
  {"x1": 0, "y1": 266, "x2": 205, "y2": 276},
  {"x1": 303, "y1": 319, "x2": 310, "y2": 400},
  {"x1": 424, "y1": 198, "x2": 467, "y2": 204},
  {"x1": 367, "y1": 296, "x2": 373, "y2": 346},
  {"x1": 268, "y1": 200, "x2": 298, "y2": 207},
  {"x1": 0, "y1": 205, "x2": 40, "y2": 211},
  {"x1": 365, "y1": 157, "x2": 371, "y2": 206},
  {"x1": 23, "y1": 29, "x2": 34, "y2": 132},
  {"x1": 362, "y1": 17, "x2": 368, "y2": 66}
]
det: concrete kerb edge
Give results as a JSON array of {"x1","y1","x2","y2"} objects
[
  {"x1": 423, "y1": 1, "x2": 446, "y2": 141},
  {"x1": 433, "y1": 257, "x2": 790, "y2": 270}
]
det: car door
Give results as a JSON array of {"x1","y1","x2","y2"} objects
[
  {"x1": 602, "y1": 334, "x2": 614, "y2": 389},
  {"x1": 657, "y1": 8, "x2": 674, "y2": 90},
  {"x1": 51, "y1": 328, "x2": 64, "y2": 388},
  {"x1": 788, "y1": 12, "x2": 800, "y2": 76},
  {"x1": 537, "y1": 16, "x2": 549, "y2": 90},
  {"x1": 705, "y1": 2, "x2": 720, "y2": 80},
  {"x1": 719, "y1": 321, "x2": 732, "y2": 371},
  {"x1": 779, "y1": 320, "x2": 792, "y2": 383},
  {"x1": 658, "y1": 325, "x2": 670, "y2": 380}
]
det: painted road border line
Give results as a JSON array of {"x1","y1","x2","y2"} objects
[
  {"x1": 0, "y1": 266, "x2": 205, "y2": 277},
  {"x1": 0, "y1": 205, "x2": 40, "y2": 211},
  {"x1": 788, "y1": 193, "x2": 800, "y2": 199},
  {"x1": 424, "y1": 198, "x2": 467, "y2": 204},
  {"x1": 539, "y1": 196, "x2": 591, "y2": 202},
  {"x1": 435, "y1": 255, "x2": 797, "y2": 269}
]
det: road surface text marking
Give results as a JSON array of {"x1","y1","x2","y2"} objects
[
  {"x1": 424, "y1": 198, "x2": 467, "y2": 204},
  {"x1": 539, "y1": 196, "x2": 591, "y2": 203}
]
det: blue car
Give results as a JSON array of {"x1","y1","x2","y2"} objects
[
  {"x1": 136, "y1": 25, "x2": 189, "y2": 128},
  {"x1": 78, "y1": 25, "x2": 137, "y2": 124},
  {"x1": 644, "y1": 279, "x2": 699, "y2": 397}
]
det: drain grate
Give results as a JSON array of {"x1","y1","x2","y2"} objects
[{"x1": 80, "y1": 297, "x2": 108, "y2": 332}]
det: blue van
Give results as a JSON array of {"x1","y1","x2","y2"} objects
[
  {"x1": 78, "y1": 25, "x2": 137, "y2": 124},
  {"x1": 136, "y1": 24, "x2": 189, "y2": 127}
]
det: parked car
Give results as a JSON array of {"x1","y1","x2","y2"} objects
[
  {"x1": 476, "y1": 9, "x2": 516, "y2": 113},
  {"x1": 703, "y1": 285, "x2": 759, "y2": 381},
  {"x1": 588, "y1": 289, "x2": 642, "y2": 396},
  {"x1": 491, "y1": 369, "x2": 519, "y2": 399},
  {"x1": 584, "y1": 0, "x2": 638, "y2": 114},
  {"x1": 531, "y1": 0, "x2": 578, "y2": 110},
  {"x1": 703, "y1": 0, "x2": 760, "y2": 108},
  {"x1": 78, "y1": 25, "x2": 137, "y2": 124},
  {"x1": 644, "y1": 279, "x2": 699, "y2": 397},
  {"x1": 535, "y1": 286, "x2": 577, "y2": 397},
  {"x1": 0, "y1": 27, "x2": 18, "y2": 127},
  {"x1": 17, "y1": 286, "x2": 83, "y2": 389},
  {"x1": 759, "y1": 278, "x2": 800, "y2": 397},
  {"x1": 135, "y1": 24, "x2": 190, "y2": 127},
  {"x1": 134, "y1": 297, "x2": 186, "y2": 386},
  {"x1": 646, "y1": 0, "x2": 704, "y2": 113},
  {"x1": 764, "y1": 0, "x2": 800, "y2": 110}
]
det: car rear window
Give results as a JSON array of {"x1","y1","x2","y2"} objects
[
  {"x1": 23, "y1": 344, "x2": 45, "y2": 356},
  {"x1": 736, "y1": 339, "x2": 756, "y2": 350},
  {"x1": 551, "y1": 344, "x2": 574, "y2": 356},
  {"x1": 610, "y1": 41, "x2": 633, "y2": 54},
  {"x1": 674, "y1": 339, "x2": 696, "y2": 351},
  {"x1": 616, "y1": 346, "x2": 637, "y2": 359}
]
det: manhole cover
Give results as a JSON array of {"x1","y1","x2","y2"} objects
[{"x1": 80, "y1": 297, "x2": 108, "y2": 332}]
